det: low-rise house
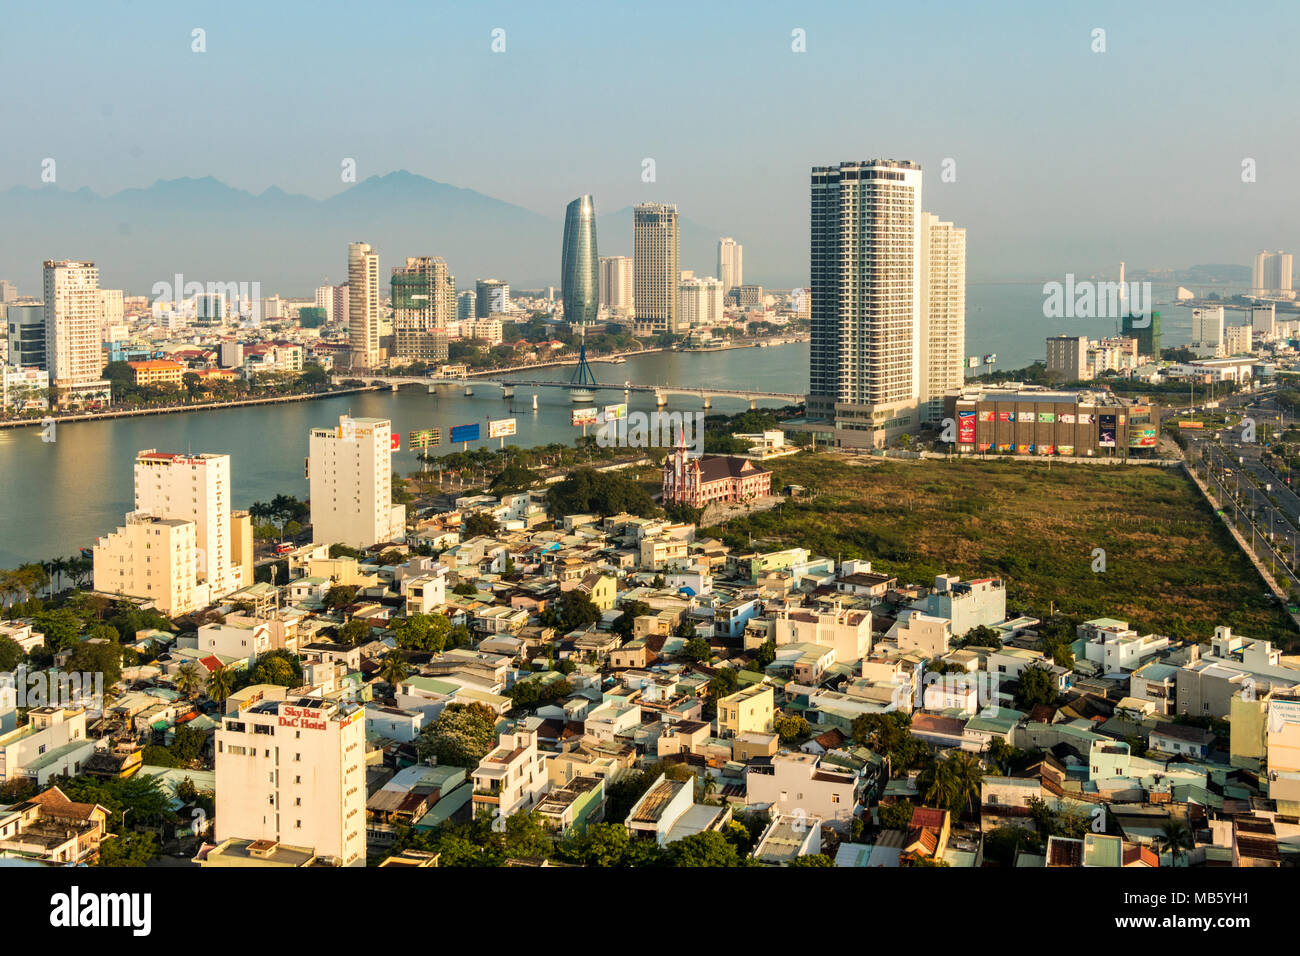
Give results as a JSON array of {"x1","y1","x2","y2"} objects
[
  {"x1": 0, "y1": 785, "x2": 109, "y2": 864},
  {"x1": 471, "y1": 728, "x2": 549, "y2": 817},
  {"x1": 625, "y1": 773, "x2": 731, "y2": 845},
  {"x1": 533, "y1": 775, "x2": 605, "y2": 832},
  {"x1": 716, "y1": 684, "x2": 775, "y2": 738},
  {"x1": 745, "y1": 750, "x2": 865, "y2": 829},
  {"x1": 752, "y1": 812, "x2": 822, "y2": 865}
]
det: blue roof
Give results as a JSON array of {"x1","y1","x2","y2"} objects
[{"x1": 679, "y1": 586, "x2": 696, "y2": 597}]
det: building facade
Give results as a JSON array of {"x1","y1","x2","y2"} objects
[
  {"x1": 561, "y1": 195, "x2": 599, "y2": 326},
  {"x1": 308, "y1": 416, "x2": 406, "y2": 549},
  {"x1": 43, "y1": 260, "x2": 104, "y2": 388},
  {"x1": 392, "y1": 256, "x2": 455, "y2": 362},
  {"x1": 598, "y1": 256, "x2": 633, "y2": 314},
  {"x1": 662, "y1": 442, "x2": 772, "y2": 509},
  {"x1": 348, "y1": 242, "x2": 380, "y2": 370},
  {"x1": 919, "y1": 213, "x2": 966, "y2": 424},
  {"x1": 633, "y1": 203, "x2": 679, "y2": 335},
  {"x1": 717, "y1": 237, "x2": 743, "y2": 294}
]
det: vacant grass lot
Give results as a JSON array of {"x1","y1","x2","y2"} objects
[{"x1": 702, "y1": 452, "x2": 1297, "y2": 647}]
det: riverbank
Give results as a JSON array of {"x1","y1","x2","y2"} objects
[{"x1": 0, "y1": 386, "x2": 372, "y2": 429}]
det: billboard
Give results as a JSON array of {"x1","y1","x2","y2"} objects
[
  {"x1": 1038, "y1": 412, "x2": 1055, "y2": 423},
  {"x1": 488, "y1": 418, "x2": 517, "y2": 439},
  {"x1": 982, "y1": 353, "x2": 997, "y2": 365},
  {"x1": 999, "y1": 411, "x2": 1012, "y2": 422},
  {"x1": 390, "y1": 433, "x2": 401, "y2": 451},
  {"x1": 1058, "y1": 445, "x2": 1075, "y2": 456},
  {"x1": 1060, "y1": 413, "x2": 1076, "y2": 424},
  {"x1": 449, "y1": 423, "x2": 481, "y2": 444},
  {"x1": 1098, "y1": 413, "x2": 1117, "y2": 447},
  {"x1": 409, "y1": 428, "x2": 441, "y2": 449},
  {"x1": 1178, "y1": 421, "x2": 1204, "y2": 429},
  {"x1": 1129, "y1": 426, "x2": 1158, "y2": 447},
  {"x1": 602, "y1": 403, "x2": 628, "y2": 421},
  {"x1": 967, "y1": 356, "x2": 981, "y2": 369},
  {"x1": 978, "y1": 410, "x2": 994, "y2": 422},
  {"x1": 958, "y1": 410, "x2": 976, "y2": 443},
  {"x1": 571, "y1": 407, "x2": 599, "y2": 426}
]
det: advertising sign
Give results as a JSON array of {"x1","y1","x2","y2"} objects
[
  {"x1": 1060, "y1": 414, "x2": 1076, "y2": 424},
  {"x1": 488, "y1": 418, "x2": 517, "y2": 439},
  {"x1": 1078, "y1": 413, "x2": 1095, "y2": 425},
  {"x1": 1017, "y1": 444, "x2": 1034, "y2": 454},
  {"x1": 1059, "y1": 445, "x2": 1075, "y2": 456},
  {"x1": 1098, "y1": 413, "x2": 1117, "y2": 447},
  {"x1": 977, "y1": 442, "x2": 992, "y2": 452},
  {"x1": 390, "y1": 433, "x2": 401, "y2": 451},
  {"x1": 958, "y1": 410, "x2": 976, "y2": 443},
  {"x1": 967, "y1": 356, "x2": 981, "y2": 369},
  {"x1": 409, "y1": 428, "x2": 442, "y2": 449},
  {"x1": 571, "y1": 407, "x2": 599, "y2": 426},
  {"x1": 999, "y1": 411, "x2": 1012, "y2": 422},
  {"x1": 983, "y1": 353, "x2": 997, "y2": 365},
  {"x1": 1178, "y1": 421, "x2": 1204, "y2": 429},
  {"x1": 978, "y1": 410, "x2": 994, "y2": 422},
  {"x1": 602, "y1": 403, "x2": 628, "y2": 421},
  {"x1": 450, "y1": 423, "x2": 481, "y2": 444},
  {"x1": 1039, "y1": 444, "x2": 1054, "y2": 455},
  {"x1": 1038, "y1": 412, "x2": 1055, "y2": 423},
  {"x1": 1129, "y1": 426, "x2": 1158, "y2": 447}
]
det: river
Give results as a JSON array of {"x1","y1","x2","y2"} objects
[{"x1": 0, "y1": 280, "x2": 1222, "y2": 567}]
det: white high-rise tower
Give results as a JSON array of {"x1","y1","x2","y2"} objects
[{"x1": 348, "y1": 242, "x2": 380, "y2": 370}]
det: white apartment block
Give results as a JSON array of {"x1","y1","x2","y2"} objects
[
  {"x1": 309, "y1": 416, "x2": 406, "y2": 549},
  {"x1": 43, "y1": 260, "x2": 103, "y2": 387},
  {"x1": 133, "y1": 450, "x2": 245, "y2": 600},
  {"x1": 745, "y1": 751, "x2": 863, "y2": 829},
  {"x1": 599, "y1": 256, "x2": 633, "y2": 313},
  {"x1": 1251, "y1": 304, "x2": 1277, "y2": 339},
  {"x1": 633, "y1": 203, "x2": 679, "y2": 334},
  {"x1": 717, "y1": 237, "x2": 743, "y2": 294},
  {"x1": 0, "y1": 707, "x2": 95, "y2": 785},
  {"x1": 1224, "y1": 323, "x2": 1254, "y2": 356},
  {"x1": 678, "y1": 275, "x2": 725, "y2": 327},
  {"x1": 919, "y1": 213, "x2": 966, "y2": 423},
  {"x1": 348, "y1": 241, "x2": 380, "y2": 370},
  {"x1": 215, "y1": 694, "x2": 367, "y2": 866},
  {"x1": 471, "y1": 727, "x2": 549, "y2": 818},
  {"x1": 1252, "y1": 250, "x2": 1293, "y2": 296},
  {"x1": 92, "y1": 512, "x2": 208, "y2": 616}
]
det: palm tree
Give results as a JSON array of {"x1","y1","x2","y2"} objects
[
  {"x1": 951, "y1": 752, "x2": 984, "y2": 818},
  {"x1": 206, "y1": 665, "x2": 234, "y2": 709},
  {"x1": 379, "y1": 651, "x2": 409, "y2": 692},
  {"x1": 175, "y1": 662, "x2": 202, "y2": 700},
  {"x1": 1156, "y1": 820, "x2": 1192, "y2": 867}
]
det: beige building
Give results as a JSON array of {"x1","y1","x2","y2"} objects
[
  {"x1": 772, "y1": 606, "x2": 873, "y2": 663},
  {"x1": 93, "y1": 513, "x2": 207, "y2": 616},
  {"x1": 134, "y1": 450, "x2": 246, "y2": 600},
  {"x1": 599, "y1": 255, "x2": 633, "y2": 314},
  {"x1": 717, "y1": 684, "x2": 775, "y2": 738},
  {"x1": 215, "y1": 694, "x2": 367, "y2": 866},
  {"x1": 717, "y1": 238, "x2": 742, "y2": 294},
  {"x1": 348, "y1": 241, "x2": 380, "y2": 370},
  {"x1": 633, "y1": 203, "x2": 679, "y2": 334},
  {"x1": 471, "y1": 727, "x2": 549, "y2": 818},
  {"x1": 891, "y1": 609, "x2": 952, "y2": 658},
  {"x1": 918, "y1": 213, "x2": 966, "y2": 424},
  {"x1": 44, "y1": 260, "x2": 104, "y2": 388},
  {"x1": 309, "y1": 416, "x2": 406, "y2": 549}
]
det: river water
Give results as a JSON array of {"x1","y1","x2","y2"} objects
[{"x1": 0, "y1": 281, "x2": 1221, "y2": 567}]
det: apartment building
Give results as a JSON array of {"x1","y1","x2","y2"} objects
[
  {"x1": 93, "y1": 512, "x2": 207, "y2": 616},
  {"x1": 745, "y1": 750, "x2": 865, "y2": 829},
  {"x1": 471, "y1": 727, "x2": 549, "y2": 818},
  {"x1": 717, "y1": 684, "x2": 775, "y2": 738},
  {"x1": 0, "y1": 707, "x2": 96, "y2": 785},
  {"x1": 308, "y1": 416, "x2": 406, "y2": 549},
  {"x1": 771, "y1": 606, "x2": 873, "y2": 662},
  {"x1": 215, "y1": 695, "x2": 367, "y2": 866}
]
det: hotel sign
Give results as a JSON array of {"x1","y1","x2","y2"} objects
[{"x1": 279, "y1": 705, "x2": 327, "y2": 731}]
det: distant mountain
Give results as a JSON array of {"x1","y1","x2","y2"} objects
[{"x1": 0, "y1": 172, "x2": 590, "y2": 296}]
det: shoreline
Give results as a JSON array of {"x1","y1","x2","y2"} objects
[{"x1": 0, "y1": 386, "x2": 372, "y2": 430}]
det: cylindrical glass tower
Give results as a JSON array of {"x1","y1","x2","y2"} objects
[{"x1": 562, "y1": 195, "x2": 599, "y2": 326}]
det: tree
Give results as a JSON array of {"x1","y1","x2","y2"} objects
[
  {"x1": 489, "y1": 462, "x2": 539, "y2": 496},
  {"x1": 462, "y1": 512, "x2": 499, "y2": 538},
  {"x1": 610, "y1": 601, "x2": 649, "y2": 639},
  {"x1": 879, "y1": 799, "x2": 915, "y2": 830},
  {"x1": 559, "y1": 821, "x2": 631, "y2": 867},
  {"x1": 541, "y1": 590, "x2": 601, "y2": 632},
  {"x1": 97, "y1": 831, "x2": 159, "y2": 867},
  {"x1": 1156, "y1": 819, "x2": 1193, "y2": 867},
  {"x1": 753, "y1": 640, "x2": 777, "y2": 669},
  {"x1": 708, "y1": 668, "x2": 739, "y2": 701},
  {"x1": 0, "y1": 635, "x2": 24, "y2": 672},
  {"x1": 787, "y1": 853, "x2": 835, "y2": 867},
  {"x1": 337, "y1": 619, "x2": 372, "y2": 645},
  {"x1": 416, "y1": 702, "x2": 498, "y2": 768},
  {"x1": 681, "y1": 637, "x2": 711, "y2": 663},
  {"x1": 545, "y1": 468, "x2": 657, "y2": 518},
  {"x1": 774, "y1": 712, "x2": 810, "y2": 743},
  {"x1": 206, "y1": 664, "x2": 234, "y2": 707},
  {"x1": 663, "y1": 830, "x2": 741, "y2": 867},
  {"x1": 391, "y1": 613, "x2": 452, "y2": 652},
  {"x1": 174, "y1": 662, "x2": 202, "y2": 699},
  {"x1": 380, "y1": 650, "x2": 410, "y2": 691},
  {"x1": 962, "y1": 625, "x2": 1003, "y2": 648},
  {"x1": 322, "y1": 585, "x2": 358, "y2": 612},
  {"x1": 1014, "y1": 665, "x2": 1059, "y2": 710},
  {"x1": 452, "y1": 581, "x2": 479, "y2": 597},
  {"x1": 170, "y1": 725, "x2": 207, "y2": 765}
]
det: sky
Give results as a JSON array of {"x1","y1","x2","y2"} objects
[{"x1": 1, "y1": 0, "x2": 1298, "y2": 282}]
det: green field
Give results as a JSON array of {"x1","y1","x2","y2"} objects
[{"x1": 702, "y1": 452, "x2": 1298, "y2": 647}]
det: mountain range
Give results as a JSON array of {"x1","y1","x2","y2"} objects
[{"x1": 0, "y1": 171, "x2": 742, "y2": 298}]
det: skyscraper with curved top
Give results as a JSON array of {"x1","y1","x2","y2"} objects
[{"x1": 562, "y1": 195, "x2": 599, "y2": 326}]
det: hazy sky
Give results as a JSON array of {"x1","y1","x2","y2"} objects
[{"x1": 2, "y1": 0, "x2": 1298, "y2": 280}]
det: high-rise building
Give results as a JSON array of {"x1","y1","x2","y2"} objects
[
  {"x1": 133, "y1": 450, "x2": 249, "y2": 600},
  {"x1": 475, "y1": 279, "x2": 510, "y2": 319},
  {"x1": 678, "y1": 275, "x2": 725, "y2": 327},
  {"x1": 599, "y1": 256, "x2": 633, "y2": 314},
  {"x1": 316, "y1": 283, "x2": 348, "y2": 326},
  {"x1": 392, "y1": 256, "x2": 455, "y2": 362},
  {"x1": 308, "y1": 415, "x2": 406, "y2": 549},
  {"x1": 43, "y1": 260, "x2": 103, "y2": 387},
  {"x1": 0, "y1": 281, "x2": 16, "y2": 303},
  {"x1": 561, "y1": 195, "x2": 599, "y2": 326},
  {"x1": 918, "y1": 214, "x2": 966, "y2": 424},
  {"x1": 1192, "y1": 306, "x2": 1226, "y2": 356},
  {"x1": 1045, "y1": 335, "x2": 1090, "y2": 381},
  {"x1": 457, "y1": 290, "x2": 477, "y2": 321},
  {"x1": 633, "y1": 203, "x2": 679, "y2": 335},
  {"x1": 1122, "y1": 311, "x2": 1162, "y2": 357},
  {"x1": 93, "y1": 512, "x2": 205, "y2": 616},
  {"x1": 808, "y1": 161, "x2": 923, "y2": 446},
  {"x1": 1251, "y1": 304, "x2": 1277, "y2": 340},
  {"x1": 6, "y1": 303, "x2": 46, "y2": 369},
  {"x1": 348, "y1": 242, "x2": 380, "y2": 370},
  {"x1": 99, "y1": 289, "x2": 123, "y2": 333},
  {"x1": 215, "y1": 690, "x2": 366, "y2": 866},
  {"x1": 1253, "y1": 250, "x2": 1294, "y2": 296},
  {"x1": 718, "y1": 237, "x2": 743, "y2": 294}
]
